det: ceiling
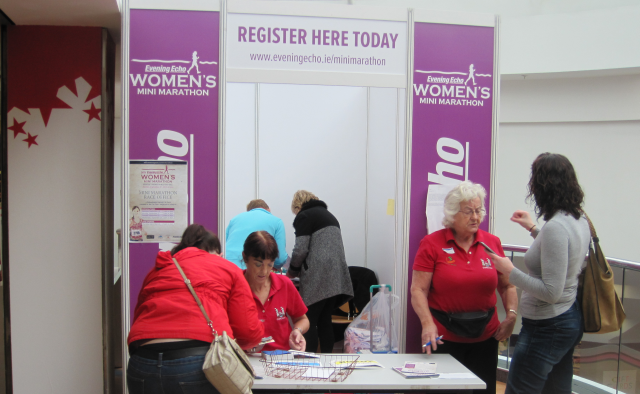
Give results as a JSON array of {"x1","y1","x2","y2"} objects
[
  {"x1": 0, "y1": 0, "x2": 121, "y2": 41},
  {"x1": 1, "y1": 0, "x2": 637, "y2": 45}
]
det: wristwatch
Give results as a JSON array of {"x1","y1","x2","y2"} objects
[
  {"x1": 294, "y1": 327, "x2": 303, "y2": 333},
  {"x1": 509, "y1": 309, "x2": 518, "y2": 316}
]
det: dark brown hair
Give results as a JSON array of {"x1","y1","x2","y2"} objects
[
  {"x1": 243, "y1": 231, "x2": 279, "y2": 262},
  {"x1": 527, "y1": 153, "x2": 584, "y2": 221},
  {"x1": 247, "y1": 199, "x2": 269, "y2": 211},
  {"x1": 171, "y1": 224, "x2": 221, "y2": 255}
]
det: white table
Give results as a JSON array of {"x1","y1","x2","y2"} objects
[{"x1": 249, "y1": 353, "x2": 486, "y2": 392}]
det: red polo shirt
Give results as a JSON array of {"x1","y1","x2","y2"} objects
[
  {"x1": 250, "y1": 272, "x2": 308, "y2": 351},
  {"x1": 413, "y1": 228, "x2": 504, "y2": 343}
]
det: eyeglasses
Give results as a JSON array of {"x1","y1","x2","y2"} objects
[{"x1": 459, "y1": 208, "x2": 485, "y2": 217}]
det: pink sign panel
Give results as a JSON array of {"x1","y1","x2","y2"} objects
[
  {"x1": 128, "y1": 9, "x2": 219, "y2": 318},
  {"x1": 407, "y1": 22, "x2": 495, "y2": 353}
]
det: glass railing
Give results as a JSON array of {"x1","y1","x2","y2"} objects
[{"x1": 498, "y1": 244, "x2": 640, "y2": 394}]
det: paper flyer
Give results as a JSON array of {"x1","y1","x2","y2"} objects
[{"x1": 129, "y1": 160, "x2": 188, "y2": 243}]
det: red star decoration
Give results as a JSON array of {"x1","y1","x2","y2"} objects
[
  {"x1": 83, "y1": 102, "x2": 101, "y2": 122},
  {"x1": 8, "y1": 118, "x2": 27, "y2": 138},
  {"x1": 23, "y1": 133, "x2": 38, "y2": 148}
]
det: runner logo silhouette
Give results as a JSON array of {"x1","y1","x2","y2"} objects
[
  {"x1": 464, "y1": 64, "x2": 476, "y2": 85},
  {"x1": 187, "y1": 51, "x2": 201, "y2": 74}
]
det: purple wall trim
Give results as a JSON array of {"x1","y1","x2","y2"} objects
[
  {"x1": 407, "y1": 22, "x2": 495, "y2": 353},
  {"x1": 128, "y1": 9, "x2": 220, "y2": 320}
]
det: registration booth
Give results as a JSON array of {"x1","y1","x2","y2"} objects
[{"x1": 121, "y1": 0, "x2": 500, "y2": 380}]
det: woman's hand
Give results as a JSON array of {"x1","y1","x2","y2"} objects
[
  {"x1": 286, "y1": 269, "x2": 299, "y2": 279},
  {"x1": 493, "y1": 313, "x2": 516, "y2": 341},
  {"x1": 289, "y1": 328, "x2": 306, "y2": 351},
  {"x1": 487, "y1": 252, "x2": 514, "y2": 276},
  {"x1": 510, "y1": 210, "x2": 535, "y2": 231},
  {"x1": 421, "y1": 322, "x2": 443, "y2": 355}
]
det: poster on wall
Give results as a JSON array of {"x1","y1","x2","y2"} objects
[
  {"x1": 406, "y1": 20, "x2": 496, "y2": 353},
  {"x1": 128, "y1": 8, "x2": 219, "y2": 318},
  {"x1": 129, "y1": 160, "x2": 188, "y2": 243}
]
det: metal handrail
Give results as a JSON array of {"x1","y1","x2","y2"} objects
[{"x1": 502, "y1": 244, "x2": 640, "y2": 271}]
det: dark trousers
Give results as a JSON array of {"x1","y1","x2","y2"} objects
[
  {"x1": 437, "y1": 337, "x2": 499, "y2": 394},
  {"x1": 304, "y1": 295, "x2": 339, "y2": 353},
  {"x1": 506, "y1": 302, "x2": 583, "y2": 394},
  {"x1": 127, "y1": 354, "x2": 220, "y2": 394}
]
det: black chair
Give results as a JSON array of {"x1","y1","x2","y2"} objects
[{"x1": 332, "y1": 266, "x2": 379, "y2": 342}]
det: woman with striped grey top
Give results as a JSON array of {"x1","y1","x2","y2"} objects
[{"x1": 287, "y1": 190, "x2": 354, "y2": 353}]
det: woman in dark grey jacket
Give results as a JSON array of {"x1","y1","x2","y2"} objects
[{"x1": 287, "y1": 190, "x2": 353, "y2": 353}]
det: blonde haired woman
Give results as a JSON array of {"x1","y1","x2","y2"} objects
[
  {"x1": 411, "y1": 181, "x2": 517, "y2": 394},
  {"x1": 287, "y1": 190, "x2": 353, "y2": 352}
]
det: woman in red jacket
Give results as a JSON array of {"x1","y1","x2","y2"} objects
[{"x1": 127, "y1": 224, "x2": 264, "y2": 394}]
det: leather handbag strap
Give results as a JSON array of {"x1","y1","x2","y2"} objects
[
  {"x1": 172, "y1": 257, "x2": 217, "y2": 337},
  {"x1": 583, "y1": 212, "x2": 598, "y2": 240}
]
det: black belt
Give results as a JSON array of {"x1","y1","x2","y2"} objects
[{"x1": 134, "y1": 345, "x2": 209, "y2": 361}]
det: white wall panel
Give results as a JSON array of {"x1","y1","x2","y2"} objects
[
  {"x1": 256, "y1": 84, "x2": 368, "y2": 267},
  {"x1": 224, "y1": 82, "x2": 257, "y2": 247},
  {"x1": 495, "y1": 120, "x2": 640, "y2": 262},
  {"x1": 8, "y1": 104, "x2": 103, "y2": 393},
  {"x1": 500, "y1": 75, "x2": 640, "y2": 123},
  {"x1": 366, "y1": 87, "x2": 398, "y2": 287},
  {"x1": 500, "y1": 5, "x2": 640, "y2": 75}
]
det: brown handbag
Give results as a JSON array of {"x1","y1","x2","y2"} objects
[
  {"x1": 172, "y1": 258, "x2": 255, "y2": 394},
  {"x1": 579, "y1": 215, "x2": 626, "y2": 334}
]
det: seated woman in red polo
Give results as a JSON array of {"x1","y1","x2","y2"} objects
[{"x1": 243, "y1": 231, "x2": 310, "y2": 351}]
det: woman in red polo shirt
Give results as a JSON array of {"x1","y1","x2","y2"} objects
[
  {"x1": 411, "y1": 181, "x2": 519, "y2": 394},
  {"x1": 243, "y1": 231, "x2": 310, "y2": 352}
]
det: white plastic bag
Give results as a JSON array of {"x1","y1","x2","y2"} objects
[{"x1": 344, "y1": 287, "x2": 400, "y2": 353}]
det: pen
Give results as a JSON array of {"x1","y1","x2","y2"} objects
[{"x1": 423, "y1": 335, "x2": 444, "y2": 347}]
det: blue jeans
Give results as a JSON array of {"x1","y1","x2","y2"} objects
[
  {"x1": 506, "y1": 302, "x2": 583, "y2": 394},
  {"x1": 127, "y1": 354, "x2": 220, "y2": 394}
]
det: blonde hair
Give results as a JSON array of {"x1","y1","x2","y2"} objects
[
  {"x1": 442, "y1": 181, "x2": 486, "y2": 228},
  {"x1": 291, "y1": 190, "x2": 318, "y2": 214}
]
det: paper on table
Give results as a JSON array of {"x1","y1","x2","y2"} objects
[
  {"x1": 275, "y1": 361, "x2": 322, "y2": 367},
  {"x1": 403, "y1": 362, "x2": 436, "y2": 373},
  {"x1": 331, "y1": 360, "x2": 383, "y2": 369},
  {"x1": 301, "y1": 367, "x2": 334, "y2": 379},
  {"x1": 436, "y1": 373, "x2": 477, "y2": 379},
  {"x1": 287, "y1": 350, "x2": 321, "y2": 359},
  {"x1": 392, "y1": 367, "x2": 439, "y2": 379},
  {"x1": 426, "y1": 183, "x2": 457, "y2": 234}
]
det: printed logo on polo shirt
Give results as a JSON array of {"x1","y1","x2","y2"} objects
[
  {"x1": 481, "y1": 258, "x2": 493, "y2": 269},
  {"x1": 445, "y1": 256, "x2": 456, "y2": 265},
  {"x1": 414, "y1": 63, "x2": 492, "y2": 107},
  {"x1": 275, "y1": 307, "x2": 286, "y2": 320},
  {"x1": 442, "y1": 247, "x2": 455, "y2": 254},
  {"x1": 129, "y1": 50, "x2": 218, "y2": 97}
]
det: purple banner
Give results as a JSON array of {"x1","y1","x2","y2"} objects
[
  {"x1": 406, "y1": 22, "x2": 495, "y2": 353},
  {"x1": 128, "y1": 9, "x2": 219, "y2": 318}
]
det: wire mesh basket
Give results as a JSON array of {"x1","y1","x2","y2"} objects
[{"x1": 260, "y1": 353, "x2": 360, "y2": 382}]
